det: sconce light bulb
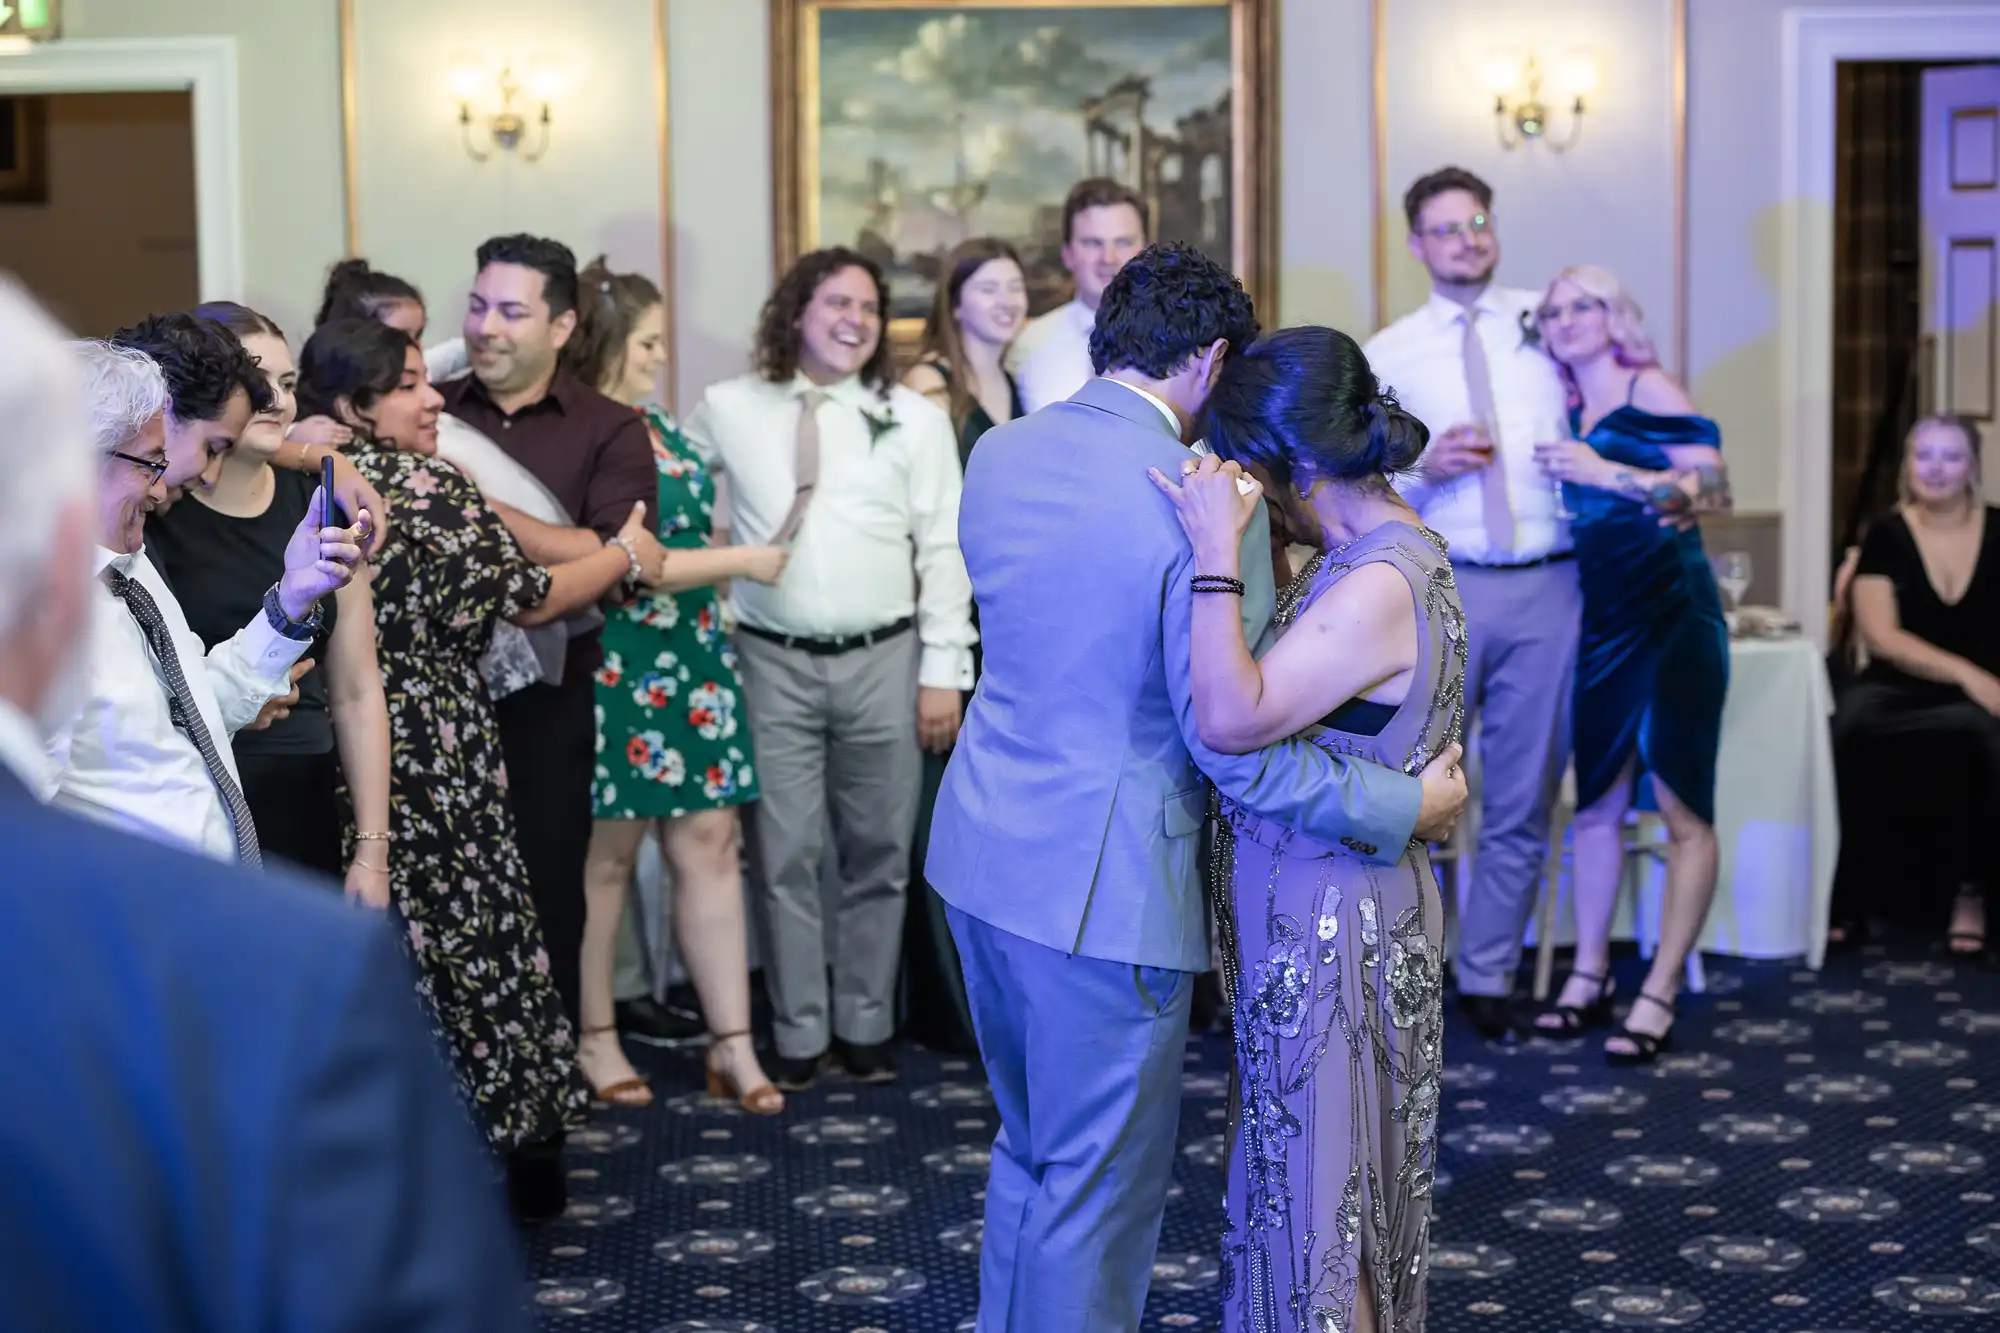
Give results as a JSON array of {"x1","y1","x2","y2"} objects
[
  {"x1": 1481, "y1": 53, "x2": 1523, "y2": 97},
  {"x1": 447, "y1": 66, "x2": 486, "y2": 102},
  {"x1": 1555, "y1": 51, "x2": 1600, "y2": 98}
]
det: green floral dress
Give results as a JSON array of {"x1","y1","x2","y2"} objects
[{"x1": 592, "y1": 406, "x2": 759, "y2": 819}]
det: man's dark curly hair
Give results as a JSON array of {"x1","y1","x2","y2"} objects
[
  {"x1": 111, "y1": 311, "x2": 275, "y2": 423},
  {"x1": 475, "y1": 233, "x2": 580, "y2": 319},
  {"x1": 754, "y1": 248, "x2": 893, "y2": 396},
  {"x1": 1088, "y1": 242, "x2": 1258, "y2": 379}
]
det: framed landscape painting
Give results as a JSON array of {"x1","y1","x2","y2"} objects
[{"x1": 771, "y1": 0, "x2": 1276, "y2": 348}]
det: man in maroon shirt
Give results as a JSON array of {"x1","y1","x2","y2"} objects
[{"x1": 438, "y1": 235, "x2": 653, "y2": 1215}]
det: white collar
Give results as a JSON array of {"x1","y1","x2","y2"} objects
[
  {"x1": 1424, "y1": 286, "x2": 1513, "y2": 329},
  {"x1": 93, "y1": 546, "x2": 138, "y2": 577},
  {"x1": 0, "y1": 698, "x2": 52, "y2": 797},
  {"x1": 786, "y1": 372, "x2": 877, "y2": 411},
  {"x1": 1066, "y1": 298, "x2": 1097, "y2": 333},
  {"x1": 1097, "y1": 378, "x2": 1183, "y2": 438}
]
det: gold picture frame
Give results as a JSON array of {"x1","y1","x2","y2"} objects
[{"x1": 771, "y1": 0, "x2": 1278, "y2": 354}]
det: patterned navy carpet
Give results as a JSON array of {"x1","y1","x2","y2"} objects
[{"x1": 528, "y1": 938, "x2": 2000, "y2": 1331}]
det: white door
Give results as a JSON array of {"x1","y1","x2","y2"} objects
[{"x1": 1922, "y1": 65, "x2": 2000, "y2": 498}]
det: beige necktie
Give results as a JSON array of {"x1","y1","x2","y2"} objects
[
  {"x1": 770, "y1": 389, "x2": 825, "y2": 546},
  {"x1": 1462, "y1": 310, "x2": 1516, "y2": 557}
]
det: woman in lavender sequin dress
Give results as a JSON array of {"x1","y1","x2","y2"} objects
[{"x1": 1155, "y1": 327, "x2": 1465, "y2": 1333}]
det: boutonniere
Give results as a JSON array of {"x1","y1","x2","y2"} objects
[
  {"x1": 1517, "y1": 308, "x2": 1542, "y2": 350},
  {"x1": 860, "y1": 404, "x2": 899, "y2": 447}
]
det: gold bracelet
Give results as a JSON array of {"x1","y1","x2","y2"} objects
[
  {"x1": 351, "y1": 856, "x2": 389, "y2": 874},
  {"x1": 354, "y1": 830, "x2": 391, "y2": 842}
]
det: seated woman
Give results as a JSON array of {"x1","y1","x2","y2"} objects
[
  {"x1": 1150, "y1": 325, "x2": 1463, "y2": 1333},
  {"x1": 1834, "y1": 415, "x2": 1998, "y2": 956},
  {"x1": 1529, "y1": 265, "x2": 1730, "y2": 1065}
]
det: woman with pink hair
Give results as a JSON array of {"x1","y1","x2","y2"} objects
[{"x1": 1527, "y1": 265, "x2": 1730, "y2": 1066}]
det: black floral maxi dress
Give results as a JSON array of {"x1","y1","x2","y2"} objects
[{"x1": 344, "y1": 443, "x2": 589, "y2": 1149}]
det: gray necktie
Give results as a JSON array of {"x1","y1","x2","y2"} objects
[
  {"x1": 1462, "y1": 310, "x2": 1516, "y2": 556},
  {"x1": 104, "y1": 567, "x2": 263, "y2": 869},
  {"x1": 770, "y1": 388, "x2": 826, "y2": 547}
]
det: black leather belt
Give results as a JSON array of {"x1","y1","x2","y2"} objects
[
  {"x1": 1463, "y1": 551, "x2": 1575, "y2": 571},
  {"x1": 738, "y1": 616, "x2": 914, "y2": 656}
]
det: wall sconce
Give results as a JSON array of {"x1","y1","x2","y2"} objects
[
  {"x1": 1482, "y1": 50, "x2": 1596, "y2": 153},
  {"x1": 450, "y1": 61, "x2": 560, "y2": 163}
]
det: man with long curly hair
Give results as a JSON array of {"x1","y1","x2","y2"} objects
[{"x1": 681, "y1": 248, "x2": 974, "y2": 1090}]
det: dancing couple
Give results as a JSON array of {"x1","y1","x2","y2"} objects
[{"x1": 929, "y1": 242, "x2": 1469, "y2": 1333}]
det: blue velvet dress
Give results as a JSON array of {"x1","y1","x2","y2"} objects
[{"x1": 1565, "y1": 402, "x2": 1730, "y2": 824}]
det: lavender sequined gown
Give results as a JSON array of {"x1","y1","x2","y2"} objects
[{"x1": 1217, "y1": 522, "x2": 1465, "y2": 1333}]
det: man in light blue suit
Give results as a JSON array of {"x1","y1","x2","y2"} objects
[{"x1": 928, "y1": 244, "x2": 1469, "y2": 1331}]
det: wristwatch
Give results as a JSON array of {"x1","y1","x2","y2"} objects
[{"x1": 263, "y1": 584, "x2": 325, "y2": 642}]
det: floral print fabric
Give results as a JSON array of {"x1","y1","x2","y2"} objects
[
  {"x1": 592, "y1": 406, "x2": 758, "y2": 820},
  {"x1": 345, "y1": 443, "x2": 589, "y2": 1150}
]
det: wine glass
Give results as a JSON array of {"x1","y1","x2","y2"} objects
[{"x1": 1712, "y1": 550, "x2": 1752, "y2": 613}]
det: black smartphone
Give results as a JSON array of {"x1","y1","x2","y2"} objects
[{"x1": 321, "y1": 453, "x2": 342, "y2": 526}]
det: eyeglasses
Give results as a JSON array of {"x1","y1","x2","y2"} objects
[
  {"x1": 109, "y1": 450, "x2": 169, "y2": 484},
  {"x1": 1422, "y1": 213, "x2": 1494, "y2": 242},
  {"x1": 1536, "y1": 298, "x2": 1607, "y2": 324}
]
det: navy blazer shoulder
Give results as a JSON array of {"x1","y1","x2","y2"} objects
[{"x1": 0, "y1": 775, "x2": 527, "y2": 1333}]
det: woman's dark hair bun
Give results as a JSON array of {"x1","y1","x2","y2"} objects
[{"x1": 1361, "y1": 387, "x2": 1430, "y2": 475}]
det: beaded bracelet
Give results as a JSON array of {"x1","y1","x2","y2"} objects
[
  {"x1": 354, "y1": 831, "x2": 392, "y2": 843},
  {"x1": 1191, "y1": 574, "x2": 1246, "y2": 596}
]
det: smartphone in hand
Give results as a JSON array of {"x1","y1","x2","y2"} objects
[{"x1": 321, "y1": 453, "x2": 343, "y2": 526}]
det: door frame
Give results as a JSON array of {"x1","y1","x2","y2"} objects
[
  {"x1": 1781, "y1": 6, "x2": 2000, "y2": 638},
  {"x1": 0, "y1": 38, "x2": 242, "y2": 300}
]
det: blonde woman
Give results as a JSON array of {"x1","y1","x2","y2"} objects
[
  {"x1": 1528, "y1": 265, "x2": 1730, "y2": 1065},
  {"x1": 1833, "y1": 416, "x2": 1997, "y2": 957}
]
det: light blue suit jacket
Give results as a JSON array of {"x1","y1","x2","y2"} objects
[{"x1": 927, "y1": 378, "x2": 1425, "y2": 972}]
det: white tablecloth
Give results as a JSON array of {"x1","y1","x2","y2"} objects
[
  {"x1": 1696, "y1": 636, "x2": 1840, "y2": 967},
  {"x1": 1518, "y1": 635, "x2": 1840, "y2": 971}
]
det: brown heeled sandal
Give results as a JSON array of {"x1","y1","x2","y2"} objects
[
  {"x1": 578, "y1": 1024, "x2": 653, "y2": 1107},
  {"x1": 707, "y1": 1030, "x2": 784, "y2": 1116}
]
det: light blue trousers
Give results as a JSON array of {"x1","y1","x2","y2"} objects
[{"x1": 947, "y1": 904, "x2": 1191, "y2": 1333}]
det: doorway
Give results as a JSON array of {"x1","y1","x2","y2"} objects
[
  {"x1": 1777, "y1": 8, "x2": 2000, "y2": 636},
  {"x1": 1828, "y1": 60, "x2": 2000, "y2": 557},
  {"x1": 0, "y1": 90, "x2": 196, "y2": 335}
]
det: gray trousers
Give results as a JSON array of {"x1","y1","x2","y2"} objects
[
  {"x1": 734, "y1": 627, "x2": 923, "y2": 1059},
  {"x1": 1453, "y1": 558, "x2": 1581, "y2": 998}
]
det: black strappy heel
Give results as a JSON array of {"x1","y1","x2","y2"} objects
[
  {"x1": 1605, "y1": 991, "x2": 1677, "y2": 1067},
  {"x1": 1533, "y1": 969, "x2": 1614, "y2": 1036}
]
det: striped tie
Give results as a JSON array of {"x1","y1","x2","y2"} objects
[{"x1": 104, "y1": 567, "x2": 264, "y2": 869}]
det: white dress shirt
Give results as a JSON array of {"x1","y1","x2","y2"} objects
[
  {"x1": 0, "y1": 700, "x2": 50, "y2": 795},
  {"x1": 1007, "y1": 298, "x2": 1097, "y2": 413},
  {"x1": 682, "y1": 372, "x2": 977, "y2": 691},
  {"x1": 45, "y1": 548, "x2": 308, "y2": 861},
  {"x1": 1364, "y1": 286, "x2": 1574, "y2": 565}
]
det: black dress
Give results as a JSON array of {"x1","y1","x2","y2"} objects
[
  {"x1": 146, "y1": 472, "x2": 343, "y2": 880},
  {"x1": 903, "y1": 360, "x2": 1022, "y2": 1053},
  {"x1": 1831, "y1": 506, "x2": 2000, "y2": 926}
]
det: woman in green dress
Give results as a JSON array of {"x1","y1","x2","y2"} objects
[{"x1": 565, "y1": 259, "x2": 790, "y2": 1111}]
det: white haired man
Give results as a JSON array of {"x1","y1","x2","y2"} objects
[
  {"x1": 45, "y1": 337, "x2": 368, "y2": 864},
  {"x1": 0, "y1": 277, "x2": 526, "y2": 1329}
]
